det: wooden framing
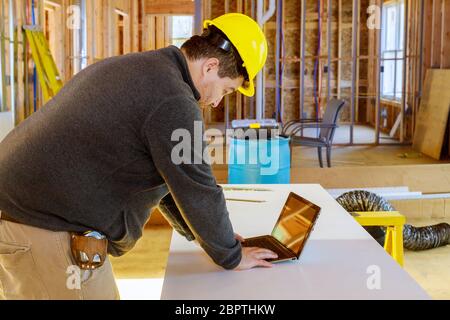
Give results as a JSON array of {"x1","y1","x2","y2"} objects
[
  {"x1": 16, "y1": 0, "x2": 26, "y2": 123},
  {"x1": 423, "y1": 0, "x2": 450, "y2": 73},
  {"x1": 337, "y1": 0, "x2": 342, "y2": 100},
  {"x1": 145, "y1": 0, "x2": 194, "y2": 15},
  {"x1": 235, "y1": 0, "x2": 243, "y2": 121},
  {"x1": 5, "y1": 0, "x2": 450, "y2": 143},
  {"x1": 131, "y1": 0, "x2": 140, "y2": 52},
  {"x1": 441, "y1": 0, "x2": 450, "y2": 68},
  {"x1": 114, "y1": 8, "x2": 131, "y2": 55},
  {"x1": 431, "y1": 0, "x2": 443, "y2": 68},
  {"x1": 86, "y1": 0, "x2": 95, "y2": 65}
]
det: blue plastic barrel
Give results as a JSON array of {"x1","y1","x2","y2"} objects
[{"x1": 228, "y1": 136, "x2": 291, "y2": 184}]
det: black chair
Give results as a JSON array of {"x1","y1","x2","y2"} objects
[{"x1": 282, "y1": 99, "x2": 346, "y2": 168}]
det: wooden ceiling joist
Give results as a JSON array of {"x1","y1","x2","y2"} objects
[{"x1": 145, "y1": 0, "x2": 195, "y2": 15}]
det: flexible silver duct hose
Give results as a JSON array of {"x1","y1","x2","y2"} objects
[
  {"x1": 403, "y1": 224, "x2": 450, "y2": 251},
  {"x1": 336, "y1": 190, "x2": 450, "y2": 251},
  {"x1": 336, "y1": 191, "x2": 391, "y2": 246}
]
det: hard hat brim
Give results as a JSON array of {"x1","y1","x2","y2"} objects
[{"x1": 238, "y1": 80, "x2": 255, "y2": 97}]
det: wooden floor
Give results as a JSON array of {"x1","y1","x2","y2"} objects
[
  {"x1": 292, "y1": 145, "x2": 448, "y2": 168},
  {"x1": 403, "y1": 218, "x2": 450, "y2": 300}
]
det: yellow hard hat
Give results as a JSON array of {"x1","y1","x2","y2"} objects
[{"x1": 204, "y1": 13, "x2": 268, "y2": 97}]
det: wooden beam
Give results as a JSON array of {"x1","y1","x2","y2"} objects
[
  {"x1": 400, "y1": 0, "x2": 409, "y2": 143},
  {"x1": 144, "y1": 15, "x2": 156, "y2": 51},
  {"x1": 94, "y1": 0, "x2": 104, "y2": 61},
  {"x1": 86, "y1": 0, "x2": 95, "y2": 65},
  {"x1": 63, "y1": 0, "x2": 72, "y2": 80},
  {"x1": 122, "y1": 12, "x2": 131, "y2": 54},
  {"x1": 355, "y1": 0, "x2": 361, "y2": 124},
  {"x1": 104, "y1": 0, "x2": 114, "y2": 58},
  {"x1": 114, "y1": 10, "x2": 120, "y2": 55},
  {"x1": 164, "y1": 16, "x2": 172, "y2": 48},
  {"x1": 235, "y1": 0, "x2": 243, "y2": 121},
  {"x1": 155, "y1": 16, "x2": 165, "y2": 49},
  {"x1": 367, "y1": 0, "x2": 377, "y2": 126},
  {"x1": 441, "y1": 0, "x2": 450, "y2": 68},
  {"x1": 422, "y1": 0, "x2": 433, "y2": 74},
  {"x1": 145, "y1": 0, "x2": 195, "y2": 15},
  {"x1": 337, "y1": 0, "x2": 342, "y2": 99},
  {"x1": 375, "y1": 0, "x2": 383, "y2": 145},
  {"x1": 44, "y1": 0, "x2": 62, "y2": 8},
  {"x1": 410, "y1": 0, "x2": 419, "y2": 138},
  {"x1": 131, "y1": 0, "x2": 140, "y2": 52},
  {"x1": 16, "y1": 0, "x2": 26, "y2": 123},
  {"x1": 431, "y1": 0, "x2": 443, "y2": 68}
]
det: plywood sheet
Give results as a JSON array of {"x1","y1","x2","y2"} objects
[{"x1": 413, "y1": 69, "x2": 450, "y2": 160}]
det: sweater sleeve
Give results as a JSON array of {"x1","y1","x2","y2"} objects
[
  {"x1": 142, "y1": 96, "x2": 242, "y2": 270},
  {"x1": 158, "y1": 192, "x2": 196, "y2": 241}
]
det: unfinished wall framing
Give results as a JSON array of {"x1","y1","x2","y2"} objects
[
  {"x1": 1, "y1": 0, "x2": 450, "y2": 146},
  {"x1": 202, "y1": 0, "x2": 447, "y2": 146}
]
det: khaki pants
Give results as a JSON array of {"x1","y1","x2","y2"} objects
[{"x1": 0, "y1": 216, "x2": 120, "y2": 300}]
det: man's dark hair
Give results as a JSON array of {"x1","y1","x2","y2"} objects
[{"x1": 181, "y1": 26, "x2": 249, "y2": 82}]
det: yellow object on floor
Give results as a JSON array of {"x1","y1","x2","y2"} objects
[{"x1": 354, "y1": 211, "x2": 406, "y2": 267}]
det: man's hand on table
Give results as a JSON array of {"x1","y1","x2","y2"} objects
[{"x1": 233, "y1": 233, "x2": 278, "y2": 271}]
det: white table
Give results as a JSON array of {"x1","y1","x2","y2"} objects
[{"x1": 161, "y1": 184, "x2": 430, "y2": 300}]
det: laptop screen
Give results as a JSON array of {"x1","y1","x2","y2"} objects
[{"x1": 271, "y1": 193, "x2": 321, "y2": 257}]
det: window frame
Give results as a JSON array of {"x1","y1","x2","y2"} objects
[
  {"x1": 380, "y1": 0, "x2": 405, "y2": 103},
  {"x1": 170, "y1": 15, "x2": 194, "y2": 48}
]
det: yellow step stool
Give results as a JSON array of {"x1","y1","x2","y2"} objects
[{"x1": 353, "y1": 211, "x2": 406, "y2": 267}]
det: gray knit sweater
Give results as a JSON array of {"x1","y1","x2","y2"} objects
[{"x1": 0, "y1": 46, "x2": 242, "y2": 270}]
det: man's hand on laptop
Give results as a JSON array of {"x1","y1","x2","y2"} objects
[{"x1": 234, "y1": 247, "x2": 278, "y2": 270}]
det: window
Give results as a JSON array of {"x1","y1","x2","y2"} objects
[
  {"x1": 381, "y1": 1, "x2": 405, "y2": 101},
  {"x1": 171, "y1": 16, "x2": 193, "y2": 48}
]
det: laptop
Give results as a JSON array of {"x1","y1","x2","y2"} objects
[{"x1": 242, "y1": 192, "x2": 321, "y2": 263}]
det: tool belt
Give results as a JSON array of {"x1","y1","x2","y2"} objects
[
  {"x1": 70, "y1": 231, "x2": 108, "y2": 270},
  {"x1": 0, "y1": 209, "x2": 107, "y2": 271}
]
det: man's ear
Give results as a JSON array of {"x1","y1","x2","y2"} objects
[{"x1": 204, "y1": 57, "x2": 220, "y2": 74}]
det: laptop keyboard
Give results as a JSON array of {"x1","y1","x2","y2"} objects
[{"x1": 242, "y1": 237, "x2": 295, "y2": 261}]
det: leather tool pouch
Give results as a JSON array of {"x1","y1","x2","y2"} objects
[{"x1": 70, "y1": 233, "x2": 108, "y2": 270}]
